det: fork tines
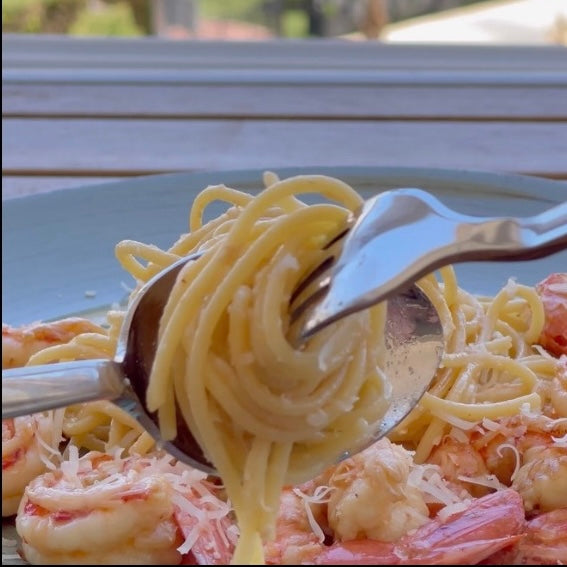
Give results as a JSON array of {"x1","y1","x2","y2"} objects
[{"x1": 289, "y1": 227, "x2": 350, "y2": 324}]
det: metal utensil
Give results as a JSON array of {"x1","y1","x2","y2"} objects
[
  {"x1": 292, "y1": 187, "x2": 567, "y2": 341},
  {"x1": 2, "y1": 254, "x2": 213, "y2": 470},
  {"x1": 2, "y1": 248, "x2": 444, "y2": 474}
]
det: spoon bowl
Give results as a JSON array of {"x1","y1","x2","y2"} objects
[{"x1": 2, "y1": 253, "x2": 444, "y2": 474}]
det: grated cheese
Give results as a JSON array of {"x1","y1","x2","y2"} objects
[
  {"x1": 547, "y1": 282, "x2": 567, "y2": 294},
  {"x1": 481, "y1": 417, "x2": 508, "y2": 433},
  {"x1": 60, "y1": 444, "x2": 81, "y2": 485},
  {"x1": 436, "y1": 500, "x2": 471, "y2": 523},
  {"x1": 552, "y1": 433, "x2": 567, "y2": 447},
  {"x1": 306, "y1": 409, "x2": 329, "y2": 428},
  {"x1": 457, "y1": 474, "x2": 505, "y2": 490},
  {"x1": 448, "y1": 427, "x2": 469, "y2": 443},
  {"x1": 496, "y1": 443, "x2": 521, "y2": 481},
  {"x1": 292, "y1": 486, "x2": 334, "y2": 544},
  {"x1": 407, "y1": 464, "x2": 463, "y2": 507},
  {"x1": 429, "y1": 409, "x2": 478, "y2": 431}
]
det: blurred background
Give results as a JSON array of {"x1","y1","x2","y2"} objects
[{"x1": 3, "y1": 0, "x2": 566, "y2": 45}]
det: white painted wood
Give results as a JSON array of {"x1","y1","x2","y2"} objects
[{"x1": 3, "y1": 119, "x2": 566, "y2": 181}]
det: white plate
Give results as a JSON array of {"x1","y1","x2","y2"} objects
[
  {"x1": 3, "y1": 166, "x2": 566, "y2": 326},
  {"x1": 1, "y1": 166, "x2": 566, "y2": 565}
]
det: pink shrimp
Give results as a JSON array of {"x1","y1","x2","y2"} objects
[
  {"x1": 2, "y1": 414, "x2": 58, "y2": 517},
  {"x1": 16, "y1": 450, "x2": 236, "y2": 565},
  {"x1": 265, "y1": 488, "x2": 525, "y2": 565},
  {"x1": 481, "y1": 508, "x2": 567, "y2": 565},
  {"x1": 518, "y1": 508, "x2": 567, "y2": 564},
  {"x1": 176, "y1": 508, "x2": 235, "y2": 565},
  {"x1": 426, "y1": 414, "x2": 567, "y2": 512},
  {"x1": 261, "y1": 438, "x2": 527, "y2": 565},
  {"x1": 2, "y1": 317, "x2": 105, "y2": 370},
  {"x1": 536, "y1": 273, "x2": 567, "y2": 357},
  {"x1": 2, "y1": 317, "x2": 104, "y2": 516}
]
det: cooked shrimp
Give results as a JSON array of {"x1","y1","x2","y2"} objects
[
  {"x1": 535, "y1": 353, "x2": 567, "y2": 419},
  {"x1": 427, "y1": 414, "x2": 567, "y2": 510},
  {"x1": 481, "y1": 507, "x2": 567, "y2": 565},
  {"x1": 2, "y1": 317, "x2": 104, "y2": 517},
  {"x1": 512, "y1": 443, "x2": 567, "y2": 513},
  {"x1": 2, "y1": 317, "x2": 105, "y2": 370},
  {"x1": 266, "y1": 488, "x2": 525, "y2": 565},
  {"x1": 549, "y1": 355, "x2": 567, "y2": 417},
  {"x1": 2, "y1": 414, "x2": 60, "y2": 517},
  {"x1": 265, "y1": 438, "x2": 514, "y2": 565},
  {"x1": 325, "y1": 438, "x2": 432, "y2": 542},
  {"x1": 536, "y1": 273, "x2": 567, "y2": 357},
  {"x1": 265, "y1": 438, "x2": 466, "y2": 564},
  {"x1": 517, "y1": 508, "x2": 567, "y2": 564},
  {"x1": 16, "y1": 450, "x2": 236, "y2": 565},
  {"x1": 264, "y1": 482, "x2": 329, "y2": 565}
]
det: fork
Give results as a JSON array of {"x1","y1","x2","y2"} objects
[{"x1": 290, "y1": 188, "x2": 567, "y2": 341}]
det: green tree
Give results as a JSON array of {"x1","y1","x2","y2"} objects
[
  {"x1": 2, "y1": 0, "x2": 84, "y2": 34},
  {"x1": 69, "y1": 2, "x2": 142, "y2": 37}
]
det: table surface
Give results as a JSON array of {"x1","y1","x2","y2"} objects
[{"x1": 2, "y1": 34, "x2": 567, "y2": 199}]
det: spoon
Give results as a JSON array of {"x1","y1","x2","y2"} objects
[{"x1": 2, "y1": 256, "x2": 444, "y2": 474}]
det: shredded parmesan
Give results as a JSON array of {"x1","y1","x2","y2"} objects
[
  {"x1": 448, "y1": 427, "x2": 469, "y2": 443},
  {"x1": 547, "y1": 282, "x2": 567, "y2": 294},
  {"x1": 552, "y1": 433, "x2": 567, "y2": 447},
  {"x1": 60, "y1": 444, "x2": 81, "y2": 484},
  {"x1": 457, "y1": 474, "x2": 505, "y2": 490},
  {"x1": 496, "y1": 443, "x2": 521, "y2": 481},
  {"x1": 292, "y1": 486, "x2": 333, "y2": 543},
  {"x1": 436, "y1": 500, "x2": 471, "y2": 523},
  {"x1": 430, "y1": 410, "x2": 479, "y2": 431},
  {"x1": 407, "y1": 464, "x2": 463, "y2": 507},
  {"x1": 481, "y1": 417, "x2": 505, "y2": 432}
]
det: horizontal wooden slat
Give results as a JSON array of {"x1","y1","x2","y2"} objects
[
  {"x1": 4, "y1": 35, "x2": 567, "y2": 72},
  {"x1": 2, "y1": 176, "x2": 121, "y2": 199},
  {"x1": 4, "y1": 36, "x2": 567, "y2": 87},
  {"x1": 3, "y1": 118, "x2": 566, "y2": 179},
  {"x1": 3, "y1": 84, "x2": 566, "y2": 120},
  {"x1": 5, "y1": 68, "x2": 567, "y2": 86}
]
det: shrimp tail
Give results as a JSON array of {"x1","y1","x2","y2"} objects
[
  {"x1": 315, "y1": 489, "x2": 526, "y2": 565},
  {"x1": 481, "y1": 508, "x2": 567, "y2": 565},
  {"x1": 313, "y1": 539, "x2": 399, "y2": 565},
  {"x1": 514, "y1": 508, "x2": 567, "y2": 565}
]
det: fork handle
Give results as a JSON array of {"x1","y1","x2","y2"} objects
[
  {"x1": 2, "y1": 359, "x2": 125, "y2": 419},
  {"x1": 302, "y1": 191, "x2": 567, "y2": 338},
  {"x1": 450, "y1": 200, "x2": 567, "y2": 262}
]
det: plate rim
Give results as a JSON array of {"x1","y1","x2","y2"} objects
[
  {"x1": 3, "y1": 165, "x2": 566, "y2": 326},
  {"x1": 3, "y1": 165, "x2": 567, "y2": 205}
]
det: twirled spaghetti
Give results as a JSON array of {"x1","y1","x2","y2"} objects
[{"x1": 116, "y1": 173, "x2": 392, "y2": 563}]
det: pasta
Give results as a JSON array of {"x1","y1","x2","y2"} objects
[
  {"x1": 25, "y1": 312, "x2": 155, "y2": 456},
  {"x1": 3, "y1": 171, "x2": 565, "y2": 566},
  {"x1": 117, "y1": 173, "x2": 392, "y2": 563},
  {"x1": 389, "y1": 269, "x2": 566, "y2": 464}
]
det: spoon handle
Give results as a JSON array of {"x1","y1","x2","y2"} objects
[{"x1": 2, "y1": 359, "x2": 125, "y2": 419}]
